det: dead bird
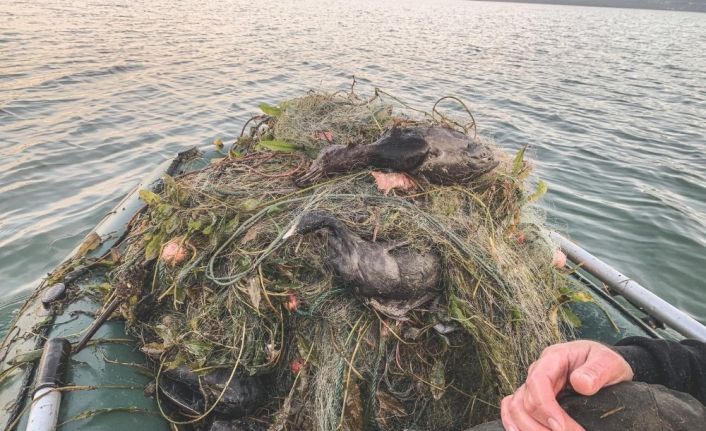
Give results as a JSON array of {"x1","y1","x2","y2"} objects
[
  {"x1": 161, "y1": 366, "x2": 268, "y2": 417},
  {"x1": 283, "y1": 211, "x2": 441, "y2": 315},
  {"x1": 296, "y1": 126, "x2": 498, "y2": 186}
]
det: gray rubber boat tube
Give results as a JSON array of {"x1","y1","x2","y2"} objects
[
  {"x1": 550, "y1": 232, "x2": 706, "y2": 342},
  {"x1": 25, "y1": 338, "x2": 71, "y2": 431}
]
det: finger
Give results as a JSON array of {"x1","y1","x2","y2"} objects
[
  {"x1": 529, "y1": 346, "x2": 572, "y2": 394},
  {"x1": 524, "y1": 375, "x2": 567, "y2": 430},
  {"x1": 569, "y1": 346, "x2": 633, "y2": 395},
  {"x1": 524, "y1": 377, "x2": 585, "y2": 431},
  {"x1": 507, "y1": 388, "x2": 552, "y2": 431},
  {"x1": 501, "y1": 395, "x2": 519, "y2": 431},
  {"x1": 527, "y1": 361, "x2": 538, "y2": 376}
]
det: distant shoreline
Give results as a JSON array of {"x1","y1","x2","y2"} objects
[{"x1": 475, "y1": 0, "x2": 706, "y2": 13}]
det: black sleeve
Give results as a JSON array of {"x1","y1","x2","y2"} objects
[{"x1": 613, "y1": 336, "x2": 706, "y2": 404}]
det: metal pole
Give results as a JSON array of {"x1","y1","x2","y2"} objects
[{"x1": 550, "y1": 232, "x2": 706, "y2": 342}]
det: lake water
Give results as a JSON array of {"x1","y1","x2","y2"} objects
[{"x1": 1, "y1": 0, "x2": 704, "y2": 333}]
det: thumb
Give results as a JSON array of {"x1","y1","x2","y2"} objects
[{"x1": 569, "y1": 348, "x2": 633, "y2": 396}]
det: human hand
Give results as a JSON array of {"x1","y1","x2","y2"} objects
[{"x1": 501, "y1": 340, "x2": 634, "y2": 431}]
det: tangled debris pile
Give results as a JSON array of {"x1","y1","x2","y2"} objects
[{"x1": 108, "y1": 88, "x2": 574, "y2": 430}]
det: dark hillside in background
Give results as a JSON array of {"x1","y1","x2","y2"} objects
[{"x1": 480, "y1": 0, "x2": 706, "y2": 12}]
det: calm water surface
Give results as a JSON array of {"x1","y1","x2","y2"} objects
[{"x1": 1, "y1": 0, "x2": 704, "y2": 332}]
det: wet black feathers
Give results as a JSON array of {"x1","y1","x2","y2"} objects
[
  {"x1": 367, "y1": 127, "x2": 430, "y2": 172},
  {"x1": 291, "y1": 212, "x2": 441, "y2": 301},
  {"x1": 296, "y1": 126, "x2": 498, "y2": 186}
]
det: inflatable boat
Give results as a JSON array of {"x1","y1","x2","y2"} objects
[{"x1": 2, "y1": 147, "x2": 705, "y2": 431}]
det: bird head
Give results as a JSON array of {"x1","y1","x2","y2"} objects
[{"x1": 465, "y1": 141, "x2": 499, "y2": 175}]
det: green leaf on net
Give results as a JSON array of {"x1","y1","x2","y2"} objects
[
  {"x1": 225, "y1": 216, "x2": 240, "y2": 233},
  {"x1": 156, "y1": 203, "x2": 173, "y2": 217},
  {"x1": 512, "y1": 145, "x2": 527, "y2": 175},
  {"x1": 239, "y1": 198, "x2": 260, "y2": 212},
  {"x1": 562, "y1": 307, "x2": 583, "y2": 328},
  {"x1": 449, "y1": 295, "x2": 477, "y2": 334},
  {"x1": 144, "y1": 231, "x2": 164, "y2": 261},
  {"x1": 187, "y1": 219, "x2": 202, "y2": 232},
  {"x1": 528, "y1": 180, "x2": 548, "y2": 202},
  {"x1": 510, "y1": 306, "x2": 523, "y2": 322},
  {"x1": 184, "y1": 339, "x2": 211, "y2": 361},
  {"x1": 154, "y1": 324, "x2": 176, "y2": 348},
  {"x1": 296, "y1": 335, "x2": 314, "y2": 361},
  {"x1": 170, "y1": 352, "x2": 189, "y2": 370},
  {"x1": 139, "y1": 189, "x2": 161, "y2": 206},
  {"x1": 267, "y1": 204, "x2": 283, "y2": 215},
  {"x1": 174, "y1": 283, "x2": 186, "y2": 304},
  {"x1": 163, "y1": 174, "x2": 177, "y2": 192},
  {"x1": 165, "y1": 213, "x2": 181, "y2": 234},
  {"x1": 259, "y1": 102, "x2": 282, "y2": 117},
  {"x1": 568, "y1": 291, "x2": 594, "y2": 303},
  {"x1": 256, "y1": 139, "x2": 300, "y2": 153}
]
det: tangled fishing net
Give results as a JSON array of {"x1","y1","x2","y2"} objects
[{"x1": 108, "y1": 87, "x2": 576, "y2": 430}]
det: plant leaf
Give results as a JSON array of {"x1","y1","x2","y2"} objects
[
  {"x1": 75, "y1": 232, "x2": 102, "y2": 258},
  {"x1": 569, "y1": 291, "x2": 593, "y2": 303},
  {"x1": 430, "y1": 359, "x2": 446, "y2": 400},
  {"x1": 259, "y1": 102, "x2": 282, "y2": 117},
  {"x1": 562, "y1": 308, "x2": 583, "y2": 328},
  {"x1": 241, "y1": 223, "x2": 262, "y2": 245},
  {"x1": 144, "y1": 232, "x2": 164, "y2": 260},
  {"x1": 240, "y1": 198, "x2": 260, "y2": 212},
  {"x1": 256, "y1": 140, "x2": 300, "y2": 153},
  {"x1": 296, "y1": 335, "x2": 314, "y2": 362},
  {"x1": 183, "y1": 339, "x2": 211, "y2": 360},
  {"x1": 267, "y1": 204, "x2": 283, "y2": 215},
  {"x1": 154, "y1": 324, "x2": 176, "y2": 348},
  {"x1": 512, "y1": 145, "x2": 527, "y2": 175},
  {"x1": 139, "y1": 189, "x2": 161, "y2": 206},
  {"x1": 225, "y1": 216, "x2": 240, "y2": 233},
  {"x1": 187, "y1": 219, "x2": 202, "y2": 232},
  {"x1": 247, "y1": 277, "x2": 261, "y2": 310},
  {"x1": 510, "y1": 306, "x2": 523, "y2": 322},
  {"x1": 528, "y1": 180, "x2": 548, "y2": 202},
  {"x1": 165, "y1": 213, "x2": 181, "y2": 233},
  {"x1": 141, "y1": 342, "x2": 166, "y2": 358}
]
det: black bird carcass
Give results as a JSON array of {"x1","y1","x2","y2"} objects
[
  {"x1": 296, "y1": 126, "x2": 499, "y2": 186},
  {"x1": 283, "y1": 211, "x2": 442, "y2": 318}
]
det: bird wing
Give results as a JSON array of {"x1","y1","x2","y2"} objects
[{"x1": 368, "y1": 128, "x2": 430, "y2": 171}]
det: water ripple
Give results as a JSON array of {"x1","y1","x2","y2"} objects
[{"x1": 1, "y1": 0, "x2": 705, "y2": 325}]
